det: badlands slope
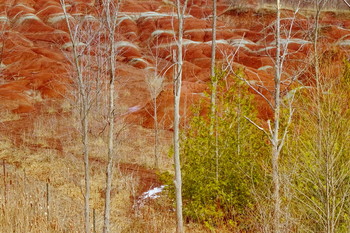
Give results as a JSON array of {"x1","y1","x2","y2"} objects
[
  {"x1": 0, "y1": 1, "x2": 350, "y2": 230},
  {"x1": 0, "y1": 0, "x2": 349, "y2": 128}
]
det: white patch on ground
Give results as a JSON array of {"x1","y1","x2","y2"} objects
[
  {"x1": 185, "y1": 28, "x2": 214, "y2": 33},
  {"x1": 258, "y1": 65, "x2": 273, "y2": 71},
  {"x1": 185, "y1": 28, "x2": 232, "y2": 34},
  {"x1": 145, "y1": 66, "x2": 156, "y2": 72},
  {"x1": 128, "y1": 105, "x2": 141, "y2": 113},
  {"x1": 154, "y1": 39, "x2": 230, "y2": 49},
  {"x1": 141, "y1": 185, "x2": 166, "y2": 200},
  {"x1": 204, "y1": 39, "x2": 228, "y2": 45},
  {"x1": 139, "y1": 11, "x2": 192, "y2": 20},
  {"x1": 281, "y1": 38, "x2": 311, "y2": 45},
  {"x1": 62, "y1": 42, "x2": 86, "y2": 50},
  {"x1": 228, "y1": 38, "x2": 256, "y2": 46},
  {"x1": 270, "y1": 38, "x2": 311, "y2": 45},
  {"x1": 48, "y1": 13, "x2": 96, "y2": 25},
  {"x1": 15, "y1": 14, "x2": 41, "y2": 25},
  {"x1": 339, "y1": 40, "x2": 350, "y2": 46},
  {"x1": 191, "y1": 92, "x2": 206, "y2": 97},
  {"x1": 151, "y1": 30, "x2": 175, "y2": 38},
  {"x1": 124, "y1": 32, "x2": 137, "y2": 38},
  {"x1": 47, "y1": 13, "x2": 70, "y2": 24},
  {"x1": 0, "y1": 16, "x2": 8, "y2": 22},
  {"x1": 119, "y1": 12, "x2": 193, "y2": 21},
  {"x1": 13, "y1": 3, "x2": 35, "y2": 11},
  {"x1": 134, "y1": 185, "x2": 167, "y2": 210},
  {"x1": 24, "y1": 90, "x2": 43, "y2": 102},
  {"x1": 115, "y1": 41, "x2": 138, "y2": 49},
  {"x1": 117, "y1": 15, "x2": 134, "y2": 25},
  {"x1": 255, "y1": 46, "x2": 275, "y2": 53},
  {"x1": 129, "y1": 58, "x2": 149, "y2": 66},
  {"x1": 36, "y1": 5, "x2": 60, "y2": 15},
  {"x1": 154, "y1": 39, "x2": 201, "y2": 48},
  {"x1": 82, "y1": 15, "x2": 97, "y2": 22}
]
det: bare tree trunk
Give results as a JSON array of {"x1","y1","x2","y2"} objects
[
  {"x1": 222, "y1": 1, "x2": 299, "y2": 230},
  {"x1": 82, "y1": 116, "x2": 90, "y2": 233},
  {"x1": 173, "y1": 75, "x2": 183, "y2": 233},
  {"x1": 313, "y1": 3, "x2": 326, "y2": 231},
  {"x1": 146, "y1": 73, "x2": 162, "y2": 169},
  {"x1": 272, "y1": 0, "x2": 281, "y2": 232},
  {"x1": 103, "y1": 53, "x2": 115, "y2": 233},
  {"x1": 154, "y1": 96, "x2": 159, "y2": 168},
  {"x1": 313, "y1": 1, "x2": 336, "y2": 232},
  {"x1": 209, "y1": 0, "x2": 219, "y2": 182},
  {"x1": 2, "y1": 160, "x2": 7, "y2": 206},
  {"x1": 60, "y1": 1, "x2": 91, "y2": 232},
  {"x1": 342, "y1": 0, "x2": 350, "y2": 8},
  {"x1": 103, "y1": 0, "x2": 118, "y2": 232},
  {"x1": 174, "y1": 0, "x2": 188, "y2": 232},
  {"x1": 146, "y1": 39, "x2": 167, "y2": 169},
  {"x1": 210, "y1": 0, "x2": 217, "y2": 119}
]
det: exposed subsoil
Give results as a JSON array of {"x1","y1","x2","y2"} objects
[{"x1": 1, "y1": 0, "x2": 350, "y2": 211}]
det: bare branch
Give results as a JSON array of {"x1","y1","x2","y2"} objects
[
  {"x1": 244, "y1": 116, "x2": 271, "y2": 141},
  {"x1": 343, "y1": 0, "x2": 350, "y2": 8}
]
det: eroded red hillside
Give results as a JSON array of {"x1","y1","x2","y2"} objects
[
  {"x1": 0, "y1": 0, "x2": 349, "y2": 128},
  {"x1": 0, "y1": 1, "x2": 350, "y2": 230}
]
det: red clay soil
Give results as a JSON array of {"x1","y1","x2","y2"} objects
[
  {"x1": 119, "y1": 163, "x2": 161, "y2": 196},
  {"x1": 88, "y1": 157, "x2": 161, "y2": 198},
  {"x1": 0, "y1": 108, "x2": 160, "y2": 199},
  {"x1": 1, "y1": 0, "x2": 350, "y2": 197},
  {"x1": 1, "y1": 0, "x2": 350, "y2": 127}
]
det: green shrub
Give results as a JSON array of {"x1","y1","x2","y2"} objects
[{"x1": 180, "y1": 71, "x2": 268, "y2": 230}]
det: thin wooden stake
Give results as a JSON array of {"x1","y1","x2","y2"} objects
[
  {"x1": 46, "y1": 182, "x2": 50, "y2": 222},
  {"x1": 3, "y1": 159, "x2": 7, "y2": 206},
  {"x1": 93, "y1": 208, "x2": 96, "y2": 233}
]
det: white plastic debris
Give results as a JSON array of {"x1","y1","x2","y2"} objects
[
  {"x1": 133, "y1": 185, "x2": 167, "y2": 210},
  {"x1": 140, "y1": 185, "x2": 166, "y2": 200}
]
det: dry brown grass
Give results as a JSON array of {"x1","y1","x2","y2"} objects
[
  {"x1": 0, "y1": 157, "x2": 85, "y2": 232},
  {"x1": 0, "y1": 110, "x2": 20, "y2": 123},
  {"x1": 116, "y1": 124, "x2": 173, "y2": 170},
  {"x1": 0, "y1": 106, "x2": 183, "y2": 232}
]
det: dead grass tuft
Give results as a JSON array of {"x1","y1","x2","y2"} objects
[{"x1": 0, "y1": 108, "x2": 178, "y2": 232}]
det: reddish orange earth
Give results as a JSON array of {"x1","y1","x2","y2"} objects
[
  {"x1": 0, "y1": 0, "x2": 350, "y2": 126},
  {"x1": 0, "y1": 0, "x2": 350, "y2": 192}
]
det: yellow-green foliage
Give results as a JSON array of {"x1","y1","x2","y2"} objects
[
  {"x1": 179, "y1": 72, "x2": 269, "y2": 230},
  {"x1": 342, "y1": 59, "x2": 350, "y2": 87},
  {"x1": 285, "y1": 63, "x2": 350, "y2": 232}
]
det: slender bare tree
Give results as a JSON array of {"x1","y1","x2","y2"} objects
[
  {"x1": 145, "y1": 39, "x2": 169, "y2": 169},
  {"x1": 146, "y1": 72, "x2": 164, "y2": 169},
  {"x1": 101, "y1": 0, "x2": 119, "y2": 232},
  {"x1": 300, "y1": 1, "x2": 350, "y2": 232},
  {"x1": 59, "y1": 1, "x2": 102, "y2": 232},
  {"x1": 271, "y1": 1, "x2": 282, "y2": 232},
  {"x1": 222, "y1": 1, "x2": 306, "y2": 231},
  {"x1": 60, "y1": 2, "x2": 91, "y2": 232},
  {"x1": 343, "y1": 0, "x2": 350, "y2": 7},
  {"x1": 173, "y1": 0, "x2": 189, "y2": 232},
  {"x1": 210, "y1": 0, "x2": 217, "y2": 121},
  {"x1": 286, "y1": 27, "x2": 350, "y2": 229},
  {"x1": 209, "y1": 0, "x2": 220, "y2": 181}
]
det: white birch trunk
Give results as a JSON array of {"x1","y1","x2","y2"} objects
[
  {"x1": 210, "y1": 0, "x2": 217, "y2": 118},
  {"x1": 60, "y1": 1, "x2": 91, "y2": 232},
  {"x1": 103, "y1": 0, "x2": 118, "y2": 232},
  {"x1": 154, "y1": 95, "x2": 159, "y2": 168},
  {"x1": 272, "y1": 0, "x2": 281, "y2": 232},
  {"x1": 174, "y1": 0, "x2": 187, "y2": 232}
]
